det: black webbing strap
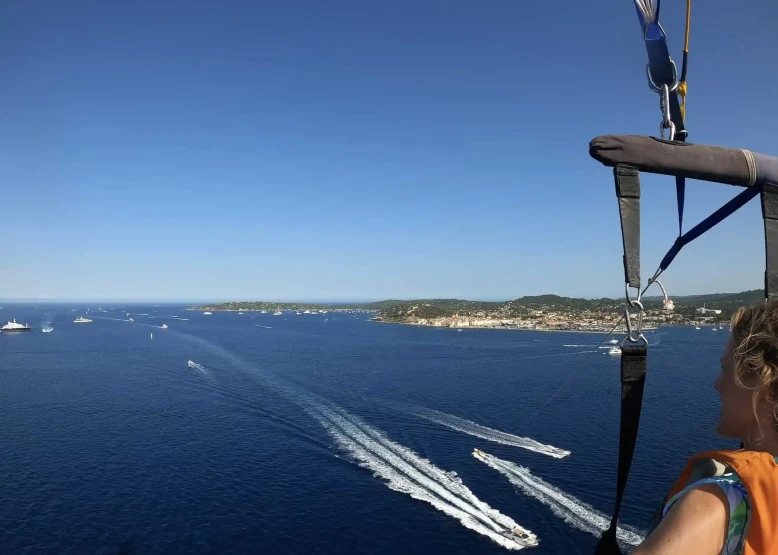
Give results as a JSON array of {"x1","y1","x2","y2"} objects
[
  {"x1": 595, "y1": 344, "x2": 648, "y2": 555},
  {"x1": 615, "y1": 165, "x2": 641, "y2": 288},
  {"x1": 762, "y1": 182, "x2": 778, "y2": 299},
  {"x1": 658, "y1": 183, "x2": 763, "y2": 274}
]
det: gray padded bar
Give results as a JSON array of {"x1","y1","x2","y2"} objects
[{"x1": 590, "y1": 135, "x2": 764, "y2": 187}]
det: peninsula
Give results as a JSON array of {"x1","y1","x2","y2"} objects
[{"x1": 191, "y1": 290, "x2": 763, "y2": 332}]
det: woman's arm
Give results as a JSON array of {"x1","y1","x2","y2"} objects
[{"x1": 633, "y1": 484, "x2": 729, "y2": 555}]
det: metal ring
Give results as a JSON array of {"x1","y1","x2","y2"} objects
[{"x1": 646, "y1": 60, "x2": 679, "y2": 93}]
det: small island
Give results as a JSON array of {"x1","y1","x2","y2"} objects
[{"x1": 191, "y1": 290, "x2": 763, "y2": 332}]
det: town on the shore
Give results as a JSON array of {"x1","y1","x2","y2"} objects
[{"x1": 192, "y1": 290, "x2": 763, "y2": 332}]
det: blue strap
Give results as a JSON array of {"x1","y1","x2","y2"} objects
[
  {"x1": 659, "y1": 184, "x2": 763, "y2": 272},
  {"x1": 676, "y1": 176, "x2": 685, "y2": 236}
]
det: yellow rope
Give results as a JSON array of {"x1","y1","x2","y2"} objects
[{"x1": 679, "y1": 0, "x2": 691, "y2": 121}]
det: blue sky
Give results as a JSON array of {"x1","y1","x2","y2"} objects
[{"x1": 1, "y1": 0, "x2": 776, "y2": 301}]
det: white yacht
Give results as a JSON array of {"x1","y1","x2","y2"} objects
[
  {"x1": 608, "y1": 346, "x2": 622, "y2": 355},
  {"x1": 1, "y1": 319, "x2": 32, "y2": 332},
  {"x1": 74, "y1": 316, "x2": 93, "y2": 323},
  {"x1": 203, "y1": 311, "x2": 212, "y2": 315}
]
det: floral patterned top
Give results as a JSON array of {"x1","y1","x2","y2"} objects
[{"x1": 647, "y1": 468, "x2": 760, "y2": 554}]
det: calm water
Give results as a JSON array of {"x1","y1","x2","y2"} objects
[{"x1": 1, "y1": 305, "x2": 733, "y2": 554}]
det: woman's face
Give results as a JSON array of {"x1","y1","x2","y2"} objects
[{"x1": 714, "y1": 332, "x2": 757, "y2": 438}]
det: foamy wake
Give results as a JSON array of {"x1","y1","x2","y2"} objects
[
  {"x1": 187, "y1": 360, "x2": 208, "y2": 374},
  {"x1": 411, "y1": 407, "x2": 570, "y2": 459},
  {"x1": 473, "y1": 451, "x2": 644, "y2": 546},
  {"x1": 253, "y1": 325, "x2": 273, "y2": 329},
  {"x1": 309, "y1": 402, "x2": 534, "y2": 550}
]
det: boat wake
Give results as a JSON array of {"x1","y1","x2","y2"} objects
[
  {"x1": 473, "y1": 450, "x2": 643, "y2": 546},
  {"x1": 41, "y1": 325, "x2": 54, "y2": 333},
  {"x1": 410, "y1": 407, "x2": 570, "y2": 459},
  {"x1": 173, "y1": 331, "x2": 536, "y2": 550},
  {"x1": 253, "y1": 325, "x2": 273, "y2": 329},
  {"x1": 187, "y1": 360, "x2": 208, "y2": 374},
  {"x1": 308, "y1": 401, "x2": 534, "y2": 550}
]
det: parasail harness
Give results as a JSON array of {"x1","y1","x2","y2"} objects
[{"x1": 592, "y1": 1, "x2": 778, "y2": 553}]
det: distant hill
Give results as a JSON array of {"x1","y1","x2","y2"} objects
[{"x1": 193, "y1": 289, "x2": 766, "y2": 320}]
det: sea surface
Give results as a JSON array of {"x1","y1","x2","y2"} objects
[{"x1": 1, "y1": 305, "x2": 733, "y2": 554}]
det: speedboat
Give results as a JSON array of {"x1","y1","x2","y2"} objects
[
  {"x1": 74, "y1": 316, "x2": 93, "y2": 323},
  {"x1": 500, "y1": 527, "x2": 538, "y2": 548},
  {"x1": 608, "y1": 346, "x2": 622, "y2": 355},
  {"x1": 203, "y1": 311, "x2": 212, "y2": 315},
  {"x1": 1, "y1": 319, "x2": 32, "y2": 332},
  {"x1": 161, "y1": 324, "x2": 168, "y2": 329},
  {"x1": 129, "y1": 317, "x2": 134, "y2": 322},
  {"x1": 609, "y1": 339, "x2": 619, "y2": 344},
  {"x1": 274, "y1": 311, "x2": 283, "y2": 316}
]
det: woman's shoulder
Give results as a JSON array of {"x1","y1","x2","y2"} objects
[{"x1": 635, "y1": 482, "x2": 733, "y2": 555}]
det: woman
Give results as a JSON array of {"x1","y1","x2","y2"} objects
[{"x1": 634, "y1": 303, "x2": 778, "y2": 554}]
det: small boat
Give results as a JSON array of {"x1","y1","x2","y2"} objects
[
  {"x1": 1, "y1": 319, "x2": 32, "y2": 332},
  {"x1": 500, "y1": 528, "x2": 538, "y2": 548},
  {"x1": 695, "y1": 326, "x2": 701, "y2": 330},
  {"x1": 238, "y1": 312, "x2": 244, "y2": 315},
  {"x1": 74, "y1": 316, "x2": 93, "y2": 323},
  {"x1": 161, "y1": 324, "x2": 168, "y2": 329},
  {"x1": 42, "y1": 326, "x2": 54, "y2": 333},
  {"x1": 608, "y1": 346, "x2": 622, "y2": 356},
  {"x1": 203, "y1": 311, "x2": 213, "y2": 315},
  {"x1": 608, "y1": 339, "x2": 619, "y2": 344},
  {"x1": 260, "y1": 310, "x2": 268, "y2": 314},
  {"x1": 303, "y1": 310, "x2": 312, "y2": 314},
  {"x1": 129, "y1": 317, "x2": 134, "y2": 322},
  {"x1": 273, "y1": 311, "x2": 283, "y2": 316}
]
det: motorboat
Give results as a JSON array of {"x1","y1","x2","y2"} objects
[
  {"x1": 1, "y1": 319, "x2": 32, "y2": 332},
  {"x1": 500, "y1": 528, "x2": 539, "y2": 548},
  {"x1": 74, "y1": 316, "x2": 93, "y2": 323},
  {"x1": 608, "y1": 346, "x2": 622, "y2": 355},
  {"x1": 161, "y1": 324, "x2": 168, "y2": 329}
]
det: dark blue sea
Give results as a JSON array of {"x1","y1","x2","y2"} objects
[{"x1": 1, "y1": 305, "x2": 734, "y2": 554}]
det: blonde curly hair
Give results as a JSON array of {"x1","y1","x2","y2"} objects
[{"x1": 730, "y1": 301, "x2": 778, "y2": 432}]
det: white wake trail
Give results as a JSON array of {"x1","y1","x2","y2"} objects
[
  {"x1": 411, "y1": 407, "x2": 570, "y2": 459},
  {"x1": 309, "y1": 403, "x2": 532, "y2": 550},
  {"x1": 474, "y1": 452, "x2": 643, "y2": 546},
  {"x1": 187, "y1": 360, "x2": 208, "y2": 374}
]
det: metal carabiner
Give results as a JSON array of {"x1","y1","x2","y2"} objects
[
  {"x1": 624, "y1": 300, "x2": 648, "y2": 345},
  {"x1": 659, "y1": 84, "x2": 676, "y2": 141}
]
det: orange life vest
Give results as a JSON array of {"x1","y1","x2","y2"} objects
[{"x1": 666, "y1": 449, "x2": 778, "y2": 555}]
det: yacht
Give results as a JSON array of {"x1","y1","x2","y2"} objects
[
  {"x1": 608, "y1": 339, "x2": 619, "y2": 344},
  {"x1": 273, "y1": 310, "x2": 283, "y2": 316},
  {"x1": 74, "y1": 316, "x2": 93, "y2": 323},
  {"x1": 608, "y1": 346, "x2": 622, "y2": 356},
  {"x1": 1, "y1": 319, "x2": 32, "y2": 332},
  {"x1": 203, "y1": 311, "x2": 213, "y2": 315}
]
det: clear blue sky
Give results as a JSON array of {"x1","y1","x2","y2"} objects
[{"x1": 1, "y1": 1, "x2": 776, "y2": 301}]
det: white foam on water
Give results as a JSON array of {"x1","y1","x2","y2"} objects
[
  {"x1": 309, "y1": 403, "x2": 532, "y2": 550},
  {"x1": 474, "y1": 452, "x2": 643, "y2": 546},
  {"x1": 187, "y1": 360, "x2": 208, "y2": 374},
  {"x1": 411, "y1": 407, "x2": 570, "y2": 459},
  {"x1": 253, "y1": 325, "x2": 273, "y2": 329},
  {"x1": 173, "y1": 332, "x2": 535, "y2": 550}
]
